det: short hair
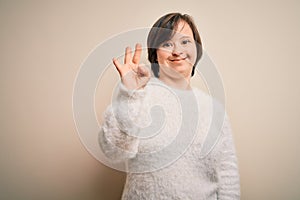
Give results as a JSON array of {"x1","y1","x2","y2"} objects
[{"x1": 147, "y1": 13, "x2": 203, "y2": 77}]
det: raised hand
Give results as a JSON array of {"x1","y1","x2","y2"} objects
[{"x1": 113, "y1": 43, "x2": 151, "y2": 90}]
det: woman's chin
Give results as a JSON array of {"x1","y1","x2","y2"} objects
[
  {"x1": 170, "y1": 66, "x2": 192, "y2": 78},
  {"x1": 159, "y1": 63, "x2": 192, "y2": 79},
  {"x1": 162, "y1": 69, "x2": 190, "y2": 80}
]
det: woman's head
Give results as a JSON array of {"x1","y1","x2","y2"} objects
[{"x1": 147, "y1": 13, "x2": 203, "y2": 78}]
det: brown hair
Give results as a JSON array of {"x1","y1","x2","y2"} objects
[{"x1": 147, "y1": 13, "x2": 203, "y2": 77}]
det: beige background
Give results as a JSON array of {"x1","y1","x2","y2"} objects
[{"x1": 1, "y1": 0, "x2": 300, "y2": 199}]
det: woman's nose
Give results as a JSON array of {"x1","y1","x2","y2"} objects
[{"x1": 172, "y1": 44, "x2": 183, "y2": 56}]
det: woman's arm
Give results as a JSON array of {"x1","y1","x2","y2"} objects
[
  {"x1": 99, "y1": 43, "x2": 151, "y2": 163},
  {"x1": 217, "y1": 114, "x2": 241, "y2": 199},
  {"x1": 98, "y1": 83, "x2": 147, "y2": 163}
]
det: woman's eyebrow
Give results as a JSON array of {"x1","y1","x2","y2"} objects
[{"x1": 179, "y1": 35, "x2": 193, "y2": 39}]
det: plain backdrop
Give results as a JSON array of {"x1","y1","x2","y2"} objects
[{"x1": 1, "y1": 0, "x2": 300, "y2": 199}]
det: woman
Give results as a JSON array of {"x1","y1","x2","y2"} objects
[{"x1": 99, "y1": 13, "x2": 240, "y2": 199}]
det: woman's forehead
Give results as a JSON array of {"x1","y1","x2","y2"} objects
[{"x1": 173, "y1": 20, "x2": 193, "y2": 38}]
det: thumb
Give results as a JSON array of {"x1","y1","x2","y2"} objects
[{"x1": 137, "y1": 64, "x2": 150, "y2": 77}]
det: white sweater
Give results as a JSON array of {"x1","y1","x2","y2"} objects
[{"x1": 99, "y1": 78, "x2": 240, "y2": 200}]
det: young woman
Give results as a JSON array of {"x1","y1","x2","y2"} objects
[{"x1": 99, "y1": 13, "x2": 240, "y2": 199}]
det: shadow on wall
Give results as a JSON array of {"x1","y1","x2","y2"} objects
[{"x1": 93, "y1": 164, "x2": 126, "y2": 200}]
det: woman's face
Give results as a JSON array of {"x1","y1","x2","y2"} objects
[{"x1": 157, "y1": 20, "x2": 197, "y2": 80}]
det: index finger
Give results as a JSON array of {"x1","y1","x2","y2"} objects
[
  {"x1": 124, "y1": 46, "x2": 132, "y2": 64},
  {"x1": 132, "y1": 43, "x2": 142, "y2": 64}
]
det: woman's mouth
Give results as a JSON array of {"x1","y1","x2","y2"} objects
[{"x1": 170, "y1": 57, "x2": 187, "y2": 62}]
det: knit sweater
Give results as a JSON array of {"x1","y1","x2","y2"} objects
[{"x1": 99, "y1": 78, "x2": 240, "y2": 200}]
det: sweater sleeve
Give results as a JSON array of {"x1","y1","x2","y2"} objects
[
  {"x1": 98, "y1": 83, "x2": 146, "y2": 163},
  {"x1": 216, "y1": 114, "x2": 241, "y2": 200}
]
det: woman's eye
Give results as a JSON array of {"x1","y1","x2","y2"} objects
[
  {"x1": 182, "y1": 39, "x2": 191, "y2": 45},
  {"x1": 162, "y1": 42, "x2": 172, "y2": 48}
]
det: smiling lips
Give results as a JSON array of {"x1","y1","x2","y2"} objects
[{"x1": 169, "y1": 57, "x2": 187, "y2": 62}]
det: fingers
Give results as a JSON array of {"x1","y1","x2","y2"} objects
[
  {"x1": 132, "y1": 43, "x2": 142, "y2": 64},
  {"x1": 124, "y1": 46, "x2": 132, "y2": 64},
  {"x1": 113, "y1": 43, "x2": 143, "y2": 77},
  {"x1": 112, "y1": 58, "x2": 122, "y2": 75},
  {"x1": 124, "y1": 43, "x2": 142, "y2": 64}
]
